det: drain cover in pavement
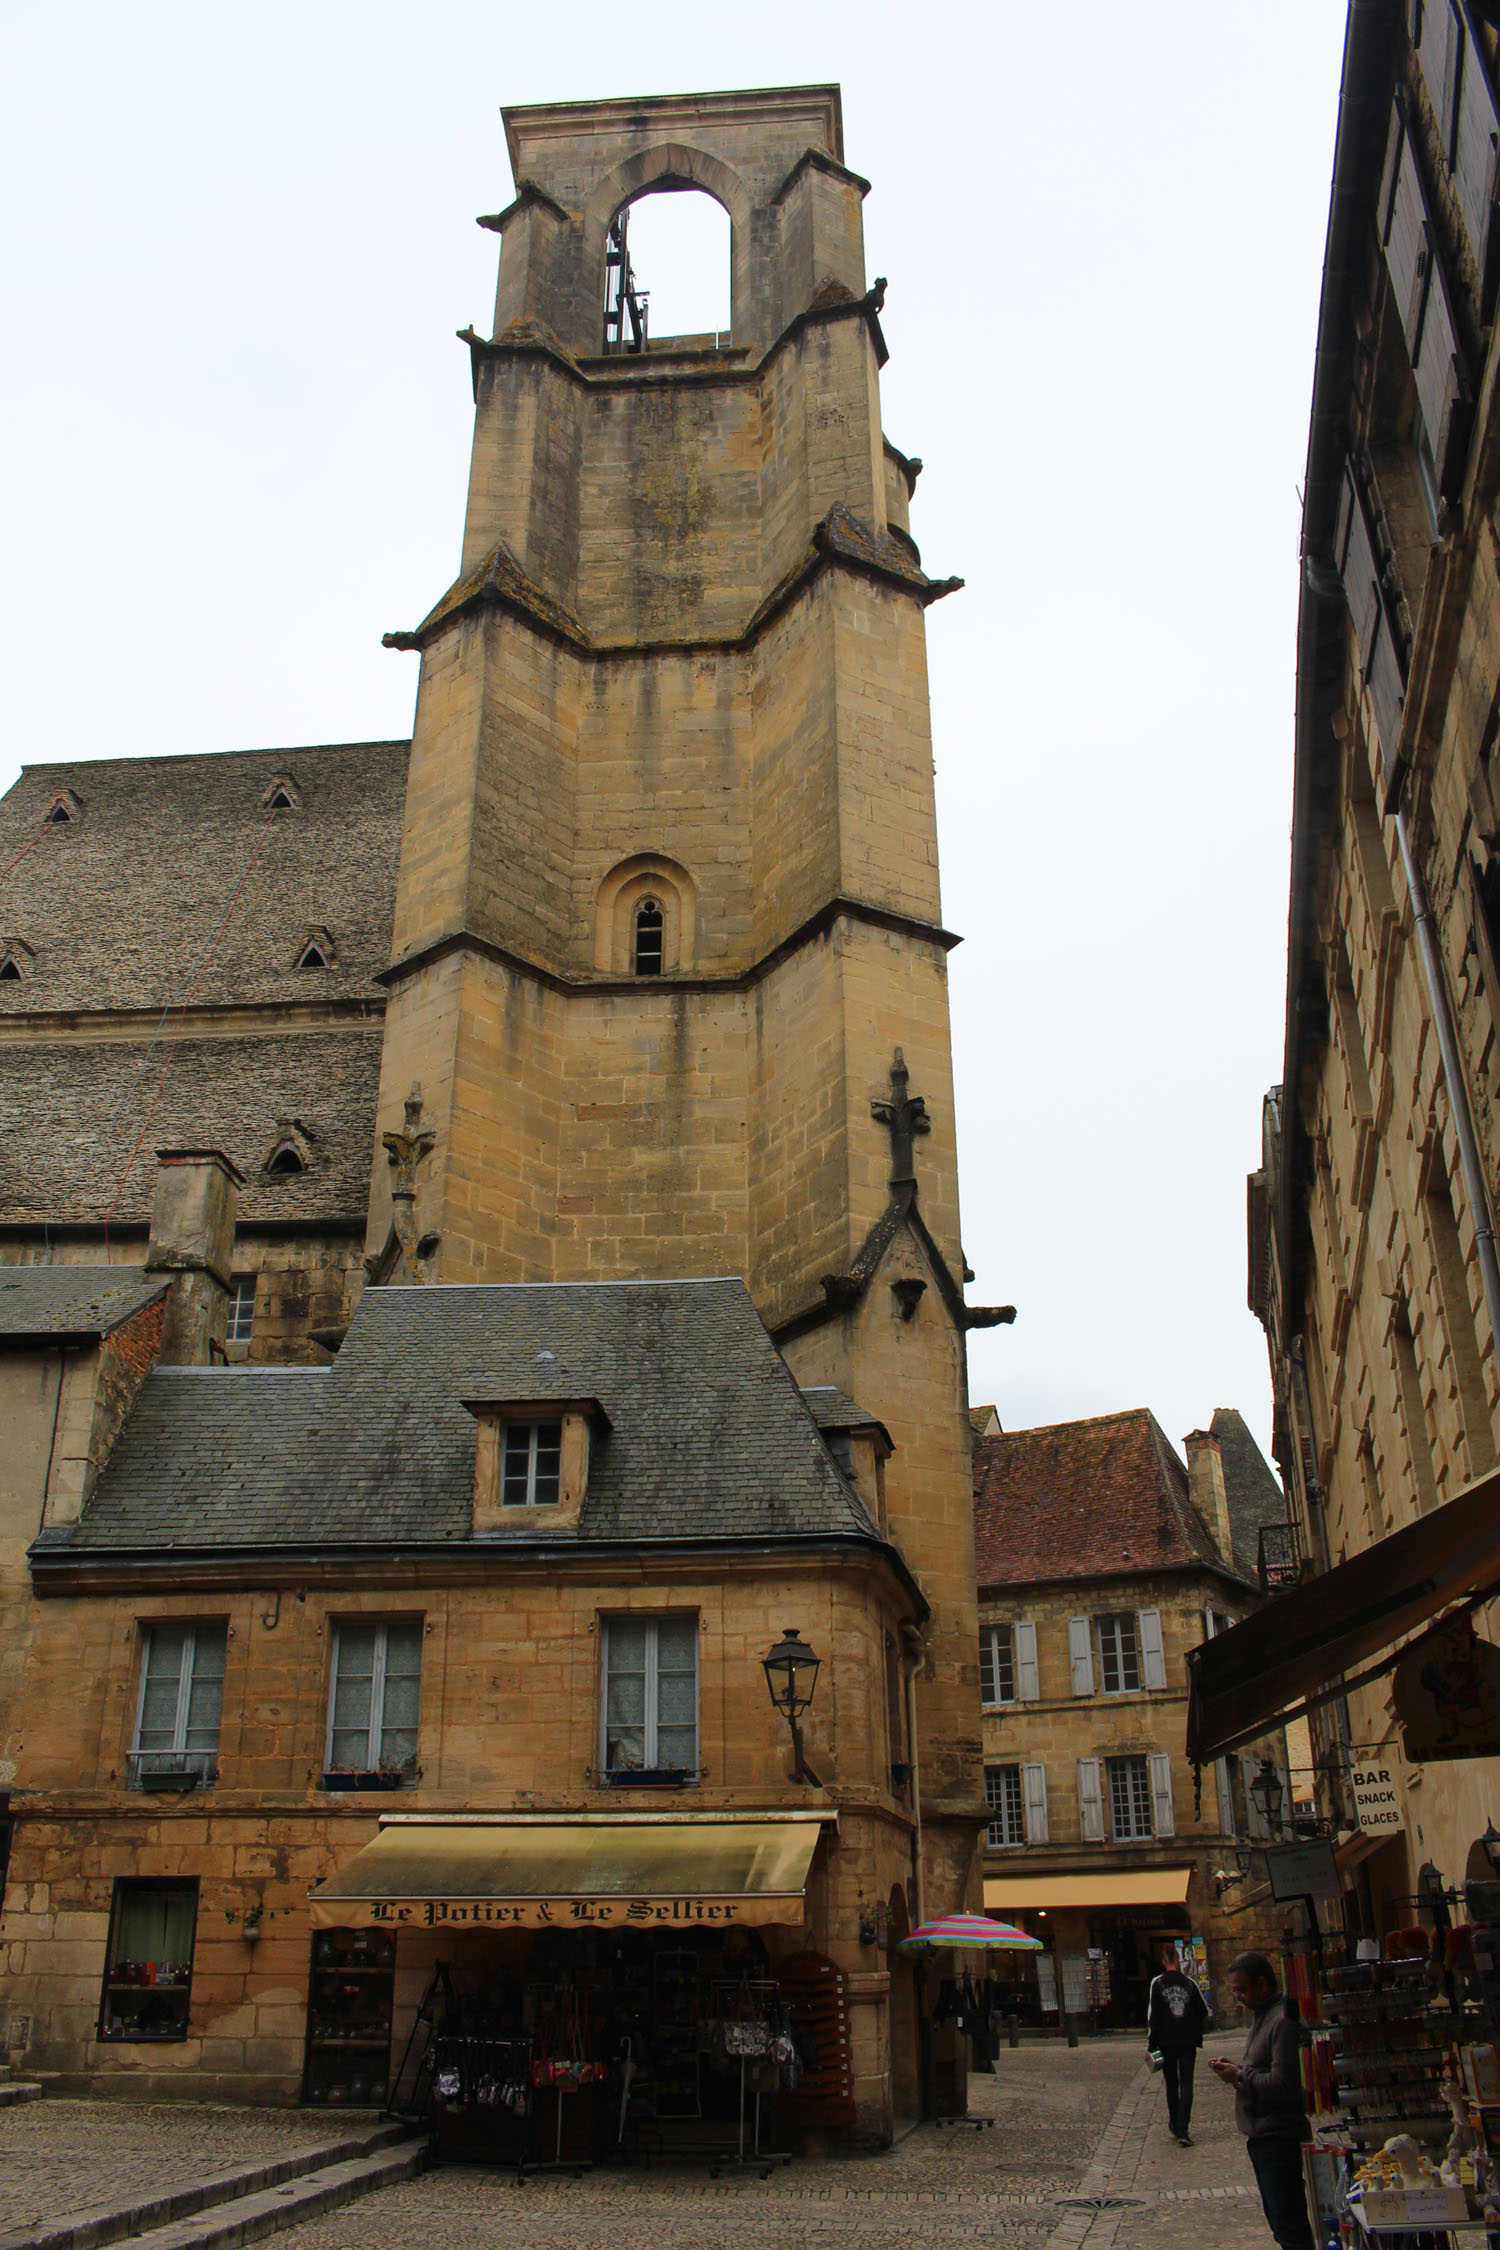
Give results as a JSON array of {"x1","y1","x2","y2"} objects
[{"x1": 1054, "y1": 2196, "x2": 1144, "y2": 2210}]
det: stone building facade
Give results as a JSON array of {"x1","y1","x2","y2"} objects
[
  {"x1": 0, "y1": 84, "x2": 1000, "y2": 2142},
  {"x1": 973, "y1": 1410, "x2": 1289, "y2": 2020},
  {"x1": 1246, "y1": 1, "x2": 1500, "y2": 1920}
]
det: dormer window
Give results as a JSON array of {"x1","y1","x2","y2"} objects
[
  {"x1": 0, "y1": 937, "x2": 35, "y2": 984},
  {"x1": 261, "y1": 774, "x2": 300, "y2": 812},
  {"x1": 44, "y1": 789, "x2": 82, "y2": 825},
  {"x1": 296, "y1": 941, "x2": 328, "y2": 969},
  {"x1": 46, "y1": 801, "x2": 71, "y2": 824},
  {"x1": 267, "y1": 1142, "x2": 306, "y2": 1175},
  {"x1": 634, "y1": 899, "x2": 664, "y2": 975},
  {"x1": 464, "y1": 1396, "x2": 609, "y2": 1532},
  {"x1": 502, "y1": 1420, "x2": 563, "y2": 1506},
  {"x1": 0, "y1": 956, "x2": 21, "y2": 983}
]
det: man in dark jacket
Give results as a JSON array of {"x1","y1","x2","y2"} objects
[
  {"x1": 1145, "y1": 1941, "x2": 1208, "y2": 2144},
  {"x1": 1209, "y1": 1951, "x2": 1314, "y2": 2250}
]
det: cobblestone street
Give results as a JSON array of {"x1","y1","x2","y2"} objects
[{"x1": 0, "y1": 2037, "x2": 1283, "y2": 2250}]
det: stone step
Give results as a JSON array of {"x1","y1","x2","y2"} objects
[
  {"x1": 1, "y1": 2121, "x2": 423, "y2": 2250},
  {"x1": 0, "y1": 2083, "x2": 43, "y2": 2108}
]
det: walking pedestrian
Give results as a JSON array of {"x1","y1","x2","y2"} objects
[
  {"x1": 1145, "y1": 1941, "x2": 1207, "y2": 2145},
  {"x1": 1208, "y1": 1950, "x2": 1315, "y2": 2250}
]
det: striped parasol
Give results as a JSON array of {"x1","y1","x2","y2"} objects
[{"x1": 899, "y1": 1912, "x2": 1042, "y2": 1952}]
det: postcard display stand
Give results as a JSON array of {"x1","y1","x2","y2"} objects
[{"x1": 1290, "y1": 1924, "x2": 1500, "y2": 2242}]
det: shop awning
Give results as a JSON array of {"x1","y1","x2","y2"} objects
[
  {"x1": 1186, "y1": 1464, "x2": 1500, "y2": 1763},
  {"x1": 307, "y1": 1813, "x2": 825, "y2": 1932},
  {"x1": 983, "y1": 1869, "x2": 1193, "y2": 1911}
]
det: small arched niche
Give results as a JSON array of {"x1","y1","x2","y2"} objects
[
  {"x1": 595, "y1": 854, "x2": 696, "y2": 976},
  {"x1": 607, "y1": 186, "x2": 732, "y2": 352}
]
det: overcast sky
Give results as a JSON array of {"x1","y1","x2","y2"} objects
[{"x1": 0, "y1": 2, "x2": 1350, "y2": 1465}]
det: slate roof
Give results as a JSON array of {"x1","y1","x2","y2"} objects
[
  {"x1": 800, "y1": 1386, "x2": 883, "y2": 1433},
  {"x1": 1210, "y1": 1406, "x2": 1287, "y2": 1581},
  {"x1": 0, "y1": 743, "x2": 409, "y2": 1014},
  {"x1": 0, "y1": 1029, "x2": 384, "y2": 1225},
  {"x1": 0, "y1": 1266, "x2": 165, "y2": 1339},
  {"x1": 972, "y1": 1408, "x2": 1256, "y2": 1592},
  {"x1": 60, "y1": 1278, "x2": 882, "y2": 1555}
]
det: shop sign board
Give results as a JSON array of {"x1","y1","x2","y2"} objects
[
  {"x1": 1266, "y1": 1840, "x2": 1343, "y2": 1901},
  {"x1": 311, "y1": 1893, "x2": 800, "y2": 1931},
  {"x1": 1392, "y1": 1614, "x2": 1500, "y2": 1761},
  {"x1": 1351, "y1": 1765, "x2": 1403, "y2": 1833}
]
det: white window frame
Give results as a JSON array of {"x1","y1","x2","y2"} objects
[
  {"x1": 1106, "y1": 1753, "x2": 1153, "y2": 1841},
  {"x1": 985, "y1": 1762, "x2": 1025, "y2": 1847},
  {"x1": 324, "y1": 1619, "x2": 422, "y2": 1776},
  {"x1": 501, "y1": 1419, "x2": 563, "y2": 1506},
  {"x1": 225, "y1": 1277, "x2": 256, "y2": 1346},
  {"x1": 1095, "y1": 1612, "x2": 1142, "y2": 1695},
  {"x1": 601, "y1": 1615, "x2": 699, "y2": 1777},
  {"x1": 980, "y1": 1624, "x2": 1016, "y2": 1706},
  {"x1": 131, "y1": 1622, "x2": 226, "y2": 1785}
]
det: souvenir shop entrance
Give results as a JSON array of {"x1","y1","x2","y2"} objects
[{"x1": 303, "y1": 1812, "x2": 858, "y2": 2166}]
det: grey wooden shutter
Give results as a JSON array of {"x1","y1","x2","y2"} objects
[
  {"x1": 1454, "y1": 5, "x2": 1500, "y2": 302},
  {"x1": 1077, "y1": 1757, "x2": 1104, "y2": 1842},
  {"x1": 979, "y1": 1629, "x2": 997, "y2": 1707},
  {"x1": 1215, "y1": 1755, "x2": 1238, "y2": 1838},
  {"x1": 1068, "y1": 1617, "x2": 1095, "y2": 1697},
  {"x1": 1137, "y1": 1609, "x2": 1167, "y2": 1691},
  {"x1": 1379, "y1": 95, "x2": 1473, "y2": 496},
  {"x1": 1333, "y1": 460, "x2": 1407, "y2": 774},
  {"x1": 1022, "y1": 1760, "x2": 1049, "y2": 1844},
  {"x1": 1147, "y1": 1751, "x2": 1176, "y2": 1838},
  {"x1": 1014, "y1": 1620, "x2": 1040, "y2": 1702}
]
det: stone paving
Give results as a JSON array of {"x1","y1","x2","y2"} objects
[
  {"x1": 0, "y1": 2040, "x2": 1285, "y2": 2249},
  {"x1": 275, "y1": 2038, "x2": 1278, "y2": 2250},
  {"x1": 0, "y1": 2101, "x2": 347, "y2": 2240}
]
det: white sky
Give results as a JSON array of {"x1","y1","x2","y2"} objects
[{"x1": 0, "y1": 2, "x2": 1351, "y2": 1466}]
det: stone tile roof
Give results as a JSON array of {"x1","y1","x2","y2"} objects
[
  {"x1": 62, "y1": 1278, "x2": 881, "y2": 1553},
  {"x1": 972, "y1": 1408, "x2": 1253, "y2": 1592},
  {"x1": 1210, "y1": 1406, "x2": 1287, "y2": 1580},
  {"x1": 0, "y1": 1266, "x2": 166, "y2": 1338},
  {"x1": 0, "y1": 742, "x2": 408, "y2": 1014},
  {"x1": 800, "y1": 1386, "x2": 880, "y2": 1431},
  {"x1": 0, "y1": 1030, "x2": 382, "y2": 1225}
]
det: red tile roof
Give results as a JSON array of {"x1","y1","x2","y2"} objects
[{"x1": 973, "y1": 1408, "x2": 1247, "y2": 1590}]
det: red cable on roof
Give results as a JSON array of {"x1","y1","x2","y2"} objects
[{"x1": 0, "y1": 817, "x2": 58, "y2": 884}]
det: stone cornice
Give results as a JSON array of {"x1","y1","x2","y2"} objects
[
  {"x1": 0, "y1": 996, "x2": 385, "y2": 1047},
  {"x1": 30, "y1": 1526, "x2": 929, "y2": 1618},
  {"x1": 374, "y1": 893, "x2": 961, "y2": 997},
  {"x1": 384, "y1": 498, "x2": 961, "y2": 660}
]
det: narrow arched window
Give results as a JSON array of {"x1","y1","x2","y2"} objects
[
  {"x1": 634, "y1": 898, "x2": 664, "y2": 975},
  {"x1": 296, "y1": 942, "x2": 328, "y2": 970},
  {"x1": 267, "y1": 1142, "x2": 306, "y2": 1175},
  {"x1": 0, "y1": 956, "x2": 21, "y2": 982}
]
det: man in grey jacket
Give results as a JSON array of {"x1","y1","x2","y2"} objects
[{"x1": 1208, "y1": 1951, "x2": 1314, "y2": 2250}]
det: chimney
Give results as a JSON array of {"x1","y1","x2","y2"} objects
[
  {"x1": 144, "y1": 1150, "x2": 243, "y2": 1364},
  {"x1": 1184, "y1": 1428, "x2": 1234, "y2": 1562}
]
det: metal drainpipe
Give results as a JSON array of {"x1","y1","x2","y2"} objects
[
  {"x1": 1394, "y1": 804, "x2": 1500, "y2": 1345},
  {"x1": 902, "y1": 1640, "x2": 925, "y2": 1928}
]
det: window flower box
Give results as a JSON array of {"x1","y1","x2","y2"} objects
[
  {"x1": 321, "y1": 1769, "x2": 406, "y2": 1793},
  {"x1": 603, "y1": 1767, "x2": 689, "y2": 1789}
]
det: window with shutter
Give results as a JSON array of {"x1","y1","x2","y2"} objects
[
  {"x1": 1106, "y1": 1754, "x2": 1154, "y2": 1841},
  {"x1": 1095, "y1": 1613, "x2": 1142, "y2": 1695},
  {"x1": 1068, "y1": 1618, "x2": 1095, "y2": 1697},
  {"x1": 1014, "y1": 1620, "x2": 1040, "y2": 1701},
  {"x1": 1077, "y1": 1757, "x2": 1105, "y2": 1842},
  {"x1": 1379, "y1": 96, "x2": 1474, "y2": 496},
  {"x1": 1022, "y1": 1760, "x2": 1049, "y2": 1844},
  {"x1": 1334, "y1": 460, "x2": 1407, "y2": 771},
  {"x1": 979, "y1": 1624, "x2": 1016, "y2": 1707},
  {"x1": 984, "y1": 1763, "x2": 1025, "y2": 1848},
  {"x1": 1414, "y1": 0, "x2": 1500, "y2": 291},
  {"x1": 1137, "y1": 1609, "x2": 1167, "y2": 1691}
]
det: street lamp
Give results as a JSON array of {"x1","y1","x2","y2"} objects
[
  {"x1": 762, "y1": 1627, "x2": 822, "y2": 1785},
  {"x1": 1251, "y1": 1760, "x2": 1285, "y2": 1841}
]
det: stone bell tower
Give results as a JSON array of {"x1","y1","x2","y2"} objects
[{"x1": 371, "y1": 85, "x2": 992, "y2": 1908}]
